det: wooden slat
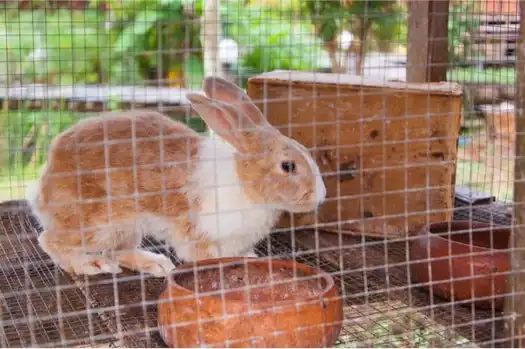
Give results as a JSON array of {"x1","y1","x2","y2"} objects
[
  {"x1": 505, "y1": 0, "x2": 525, "y2": 346},
  {"x1": 472, "y1": 32, "x2": 519, "y2": 41},
  {"x1": 477, "y1": 14, "x2": 520, "y2": 25},
  {"x1": 0, "y1": 84, "x2": 198, "y2": 105},
  {"x1": 477, "y1": 23, "x2": 520, "y2": 33}
]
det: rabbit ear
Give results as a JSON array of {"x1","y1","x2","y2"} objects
[
  {"x1": 203, "y1": 76, "x2": 268, "y2": 127},
  {"x1": 186, "y1": 93, "x2": 253, "y2": 152}
]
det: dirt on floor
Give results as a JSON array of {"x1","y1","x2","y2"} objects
[{"x1": 456, "y1": 128, "x2": 514, "y2": 202}]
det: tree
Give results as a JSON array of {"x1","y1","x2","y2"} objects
[{"x1": 304, "y1": 0, "x2": 406, "y2": 74}]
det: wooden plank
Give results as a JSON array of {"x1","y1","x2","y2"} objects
[
  {"x1": 407, "y1": 0, "x2": 450, "y2": 83},
  {"x1": 250, "y1": 70, "x2": 462, "y2": 95},
  {"x1": 472, "y1": 32, "x2": 519, "y2": 41},
  {"x1": 472, "y1": 43, "x2": 517, "y2": 51},
  {"x1": 477, "y1": 14, "x2": 520, "y2": 24},
  {"x1": 0, "y1": 84, "x2": 198, "y2": 105},
  {"x1": 505, "y1": 0, "x2": 525, "y2": 346},
  {"x1": 477, "y1": 23, "x2": 520, "y2": 33}
]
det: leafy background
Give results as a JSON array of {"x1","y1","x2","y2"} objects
[{"x1": 0, "y1": 0, "x2": 513, "y2": 202}]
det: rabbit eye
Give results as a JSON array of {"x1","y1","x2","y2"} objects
[{"x1": 280, "y1": 161, "x2": 296, "y2": 174}]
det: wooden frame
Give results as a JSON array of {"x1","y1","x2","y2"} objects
[
  {"x1": 407, "y1": 0, "x2": 450, "y2": 83},
  {"x1": 505, "y1": 0, "x2": 525, "y2": 346}
]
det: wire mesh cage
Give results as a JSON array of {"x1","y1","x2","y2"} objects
[{"x1": 0, "y1": 0, "x2": 521, "y2": 347}]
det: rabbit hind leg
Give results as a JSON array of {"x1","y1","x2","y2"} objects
[
  {"x1": 38, "y1": 229, "x2": 122, "y2": 276},
  {"x1": 114, "y1": 216, "x2": 176, "y2": 277}
]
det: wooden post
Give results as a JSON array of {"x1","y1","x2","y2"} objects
[
  {"x1": 201, "y1": 0, "x2": 222, "y2": 136},
  {"x1": 407, "y1": 0, "x2": 450, "y2": 83},
  {"x1": 202, "y1": 0, "x2": 221, "y2": 78},
  {"x1": 505, "y1": 1, "x2": 525, "y2": 346}
]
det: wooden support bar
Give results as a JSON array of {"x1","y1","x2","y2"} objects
[
  {"x1": 0, "y1": 85, "x2": 196, "y2": 105},
  {"x1": 0, "y1": 84, "x2": 202, "y2": 117},
  {"x1": 505, "y1": 0, "x2": 525, "y2": 346},
  {"x1": 407, "y1": 0, "x2": 450, "y2": 83}
]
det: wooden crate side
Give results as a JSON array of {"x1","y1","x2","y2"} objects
[
  {"x1": 249, "y1": 84, "x2": 460, "y2": 147},
  {"x1": 247, "y1": 71, "x2": 462, "y2": 95},
  {"x1": 247, "y1": 77, "x2": 462, "y2": 238},
  {"x1": 275, "y1": 156, "x2": 455, "y2": 239}
]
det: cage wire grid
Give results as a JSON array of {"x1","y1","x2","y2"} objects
[{"x1": 0, "y1": 0, "x2": 519, "y2": 348}]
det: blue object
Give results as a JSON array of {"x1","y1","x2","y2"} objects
[{"x1": 457, "y1": 136, "x2": 470, "y2": 147}]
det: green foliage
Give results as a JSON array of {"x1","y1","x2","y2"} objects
[
  {"x1": 370, "y1": 3, "x2": 407, "y2": 49},
  {"x1": 303, "y1": 0, "x2": 407, "y2": 52},
  {"x1": 222, "y1": 1, "x2": 322, "y2": 86},
  {"x1": 0, "y1": 0, "x2": 203, "y2": 86},
  {"x1": 303, "y1": 0, "x2": 346, "y2": 42},
  {"x1": 93, "y1": 0, "x2": 202, "y2": 85},
  {"x1": 184, "y1": 54, "x2": 205, "y2": 90},
  {"x1": 0, "y1": 9, "x2": 107, "y2": 84},
  {"x1": 0, "y1": 0, "x2": 326, "y2": 187},
  {"x1": 0, "y1": 0, "x2": 324, "y2": 88},
  {"x1": 0, "y1": 108, "x2": 80, "y2": 173},
  {"x1": 448, "y1": 0, "x2": 479, "y2": 63},
  {"x1": 447, "y1": 67, "x2": 515, "y2": 85},
  {"x1": 345, "y1": 0, "x2": 402, "y2": 21},
  {"x1": 0, "y1": 106, "x2": 208, "y2": 178}
]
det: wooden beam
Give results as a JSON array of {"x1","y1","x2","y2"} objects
[
  {"x1": 202, "y1": 0, "x2": 222, "y2": 78},
  {"x1": 428, "y1": 0, "x2": 450, "y2": 82},
  {"x1": 407, "y1": 1, "x2": 429, "y2": 83},
  {"x1": 505, "y1": 1, "x2": 525, "y2": 346},
  {"x1": 407, "y1": 0, "x2": 450, "y2": 83}
]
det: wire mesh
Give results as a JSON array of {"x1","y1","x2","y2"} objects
[{"x1": 0, "y1": 0, "x2": 520, "y2": 348}]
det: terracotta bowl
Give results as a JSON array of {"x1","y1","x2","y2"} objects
[
  {"x1": 410, "y1": 221, "x2": 510, "y2": 310},
  {"x1": 157, "y1": 257, "x2": 343, "y2": 348}
]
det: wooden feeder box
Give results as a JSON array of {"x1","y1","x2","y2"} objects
[
  {"x1": 481, "y1": 102, "x2": 516, "y2": 143},
  {"x1": 247, "y1": 71, "x2": 463, "y2": 239}
]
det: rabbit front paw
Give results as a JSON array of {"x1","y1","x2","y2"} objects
[
  {"x1": 70, "y1": 257, "x2": 122, "y2": 276},
  {"x1": 140, "y1": 253, "x2": 176, "y2": 277},
  {"x1": 118, "y1": 250, "x2": 176, "y2": 277}
]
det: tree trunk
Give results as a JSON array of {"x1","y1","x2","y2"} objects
[
  {"x1": 505, "y1": 0, "x2": 525, "y2": 346},
  {"x1": 324, "y1": 39, "x2": 344, "y2": 74},
  {"x1": 355, "y1": 17, "x2": 371, "y2": 76}
]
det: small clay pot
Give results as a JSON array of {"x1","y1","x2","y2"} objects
[
  {"x1": 410, "y1": 221, "x2": 510, "y2": 310},
  {"x1": 157, "y1": 257, "x2": 343, "y2": 348}
]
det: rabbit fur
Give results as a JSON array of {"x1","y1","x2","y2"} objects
[{"x1": 26, "y1": 77, "x2": 326, "y2": 277}]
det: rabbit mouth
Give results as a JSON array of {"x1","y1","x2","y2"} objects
[
  {"x1": 286, "y1": 193, "x2": 318, "y2": 213},
  {"x1": 297, "y1": 189, "x2": 317, "y2": 204},
  {"x1": 268, "y1": 190, "x2": 316, "y2": 213},
  {"x1": 287, "y1": 204, "x2": 318, "y2": 214},
  {"x1": 296, "y1": 191, "x2": 311, "y2": 204}
]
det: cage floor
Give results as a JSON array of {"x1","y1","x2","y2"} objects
[{"x1": 0, "y1": 199, "x2": 509, "y2": 347}]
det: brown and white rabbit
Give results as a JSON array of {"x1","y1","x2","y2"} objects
[{"x1": 26, "y1": 77, "x2": 326, "y2": 277}]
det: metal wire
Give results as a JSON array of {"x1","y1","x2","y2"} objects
[{"x1": 0, "y1": 0, "x2": 519, "y2": 348}]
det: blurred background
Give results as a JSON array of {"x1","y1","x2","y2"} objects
[{"x1": 0, "y1": 0, "x2": 517, "y2": 206}]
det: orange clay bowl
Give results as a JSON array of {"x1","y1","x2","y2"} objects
[
  {"x1": 157, "y1": 257, "x2": 343, "y2": 348},
  {"x1": 410, "y1": 221, "x2": 510, "y2": 310}
]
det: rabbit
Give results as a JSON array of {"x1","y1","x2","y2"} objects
[{"x1": 26, "y1": 76, "x2": 327, "y2": 277}]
